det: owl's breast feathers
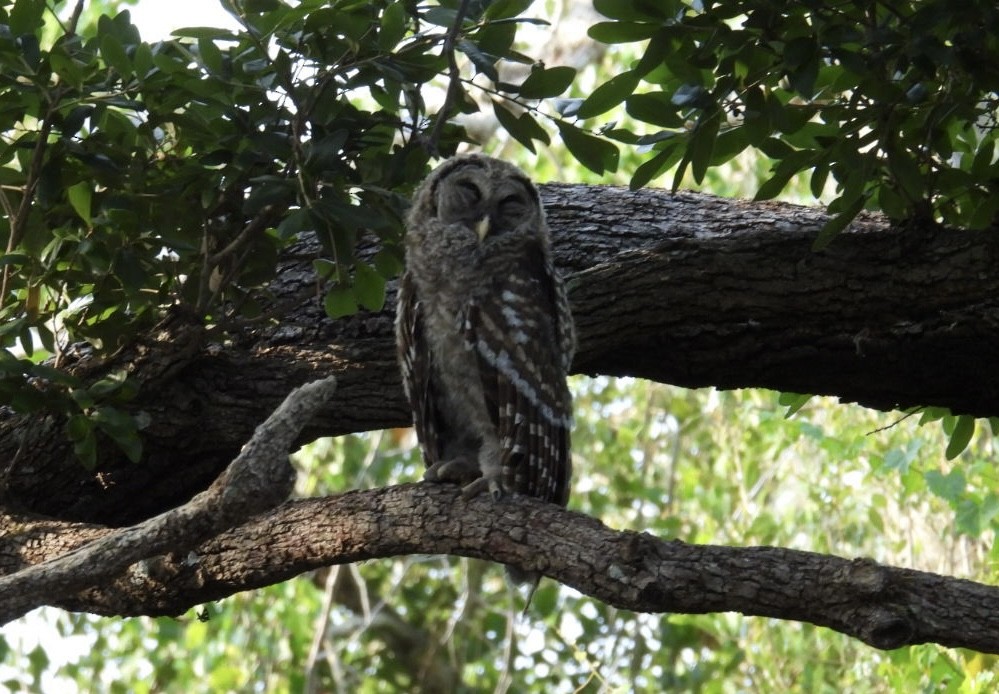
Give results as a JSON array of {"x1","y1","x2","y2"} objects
[
  {"x1": 396, "y1": 155, "x2": 574, "y2": 508},
  {"x1": 460, "y1": 238, "x2": 572, "y2": 504}
]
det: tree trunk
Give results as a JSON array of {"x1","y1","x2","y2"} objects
[{"x1": 4, "y1": 184, "x2": 994, "y2": 526}]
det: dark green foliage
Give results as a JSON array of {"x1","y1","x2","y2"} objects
[
  {"x1": 0, "y1": 0, "x2": 580, "y2": 457},
  {"x1": 585, "y1": 0, "x2": 999, "y2": 237},
  {"x1": 4, "y1": 0, "x2": 999, "y2": 464}
]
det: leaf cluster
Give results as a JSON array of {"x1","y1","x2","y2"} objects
[
  {"x1": 580, "y1": 0, "x2": 999, "y2": 246},
  {"x1": 0, "y1": 0, "x2": 579, "y2": 457}
]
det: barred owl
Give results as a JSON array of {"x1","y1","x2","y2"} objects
[{"x1": 396, "y1": 153, "x2": 575, "y2": 528}]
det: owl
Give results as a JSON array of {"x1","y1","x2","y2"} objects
[{"x1": 396, "y1": 153, "x2": 575, "y2": 535}]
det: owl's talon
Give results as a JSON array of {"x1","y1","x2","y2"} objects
[
  {"x1": 460, "y1": 477, "x2": 489, "y2": 499},
  {"x1": 459, "y1": 476, "x2": 505, "y2": 500},
  {"x1": 425, "y1": 457, "x2": 481, "y2": 486}
]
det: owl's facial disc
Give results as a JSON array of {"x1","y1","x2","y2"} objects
[
  {"x1": 436, "y1": 172, "x2": 486, "y2": 228},
  {"x1": 433, "y1": 161, "x2": 538, "y2": 241}
]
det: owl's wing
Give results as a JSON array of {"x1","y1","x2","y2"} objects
[
  {"x1": 464, "y1": 239, "x2": 573, "y2": 506},
  {"x1": 396, "y1": 271, "x2": 441, "y2": 466}
]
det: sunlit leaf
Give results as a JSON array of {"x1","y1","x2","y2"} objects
[
  {"x1": 576, "y1": 70, "x2": 640, "y2": 119},
  {"x1": 67, "y1": 182, "x2": 92, "y2": 224},
  {"x1": 353, "y1": 262, "x2": 386, "y2": 312}
]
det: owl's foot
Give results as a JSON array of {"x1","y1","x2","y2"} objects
[
  {"x1": 460, "y1": 474, "x2": 504, "y2": 501},
  {"x1": 424, "y1": 457, "x2": 481, "y2": 486},
  {"x1": 424, "y1": 458, "x2": 503, "y2": 500}
]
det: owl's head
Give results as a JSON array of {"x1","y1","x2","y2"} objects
[{"x1": 409, "y1": 154, "x2": 546, "y2": 244}]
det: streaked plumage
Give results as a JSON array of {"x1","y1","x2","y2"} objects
[{"x1": 396, "y1": 153, "x2": 575, "y2": 522}]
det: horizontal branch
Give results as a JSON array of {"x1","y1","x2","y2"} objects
[
  {"x1": 7, "y1": 184, "x2": 999, "y2": 525},
  {"x1": 11, "y1": 484, "x2": 999, "y2": 654}
]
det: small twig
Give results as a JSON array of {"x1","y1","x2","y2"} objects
[
  {"x1": 424, "y1": 0, "x2": 472, "y2": 156},
  {"x1": 867, "y1": 408, "x2": 921, "y2": 436}
]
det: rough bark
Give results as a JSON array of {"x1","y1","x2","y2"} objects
[
  {"x1": 0, "y1": 377, "x2": 335, "y2": 624},
  {"x1": 3, "y1": 185, "x2": 997, "y2": 528},
  {"x1": 3, "y1": 185, "x2": 999, "y2": 652},
  {"x1": 4, "y1": 484, "x2": 998, "y2": 654}
]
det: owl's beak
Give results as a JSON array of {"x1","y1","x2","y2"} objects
[{"x1": 474, "y1": 216, "x2": 490, "y2": 241}]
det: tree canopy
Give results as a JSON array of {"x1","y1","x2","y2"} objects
[{"x1": 2, "y1": 0, "x2": 999, "y2": 690}]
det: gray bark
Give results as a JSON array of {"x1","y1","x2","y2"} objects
[
  {"x1": 2, "y1": 185, "x2": 998, "y2": 653},
  {"x1": 3, "y1": 185, "x2": 996, "y2": 526},
  {"x1": 5, "y1": 484, "x2": 998, "y2": 654}
]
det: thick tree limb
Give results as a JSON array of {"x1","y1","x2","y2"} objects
[
  {"x1": 0, "y1": 377, "x2": 336, "y2": 624},
  {"x1": 4, "y1": 185, "x2": 999, "y2": 527},
  {"x1": 3, "y1": 483, "x2": 996, "y2": 653}
]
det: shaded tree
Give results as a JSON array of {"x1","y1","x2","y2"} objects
[{"x1": 2, "y1": 0, "x2": 999, "y2": 688}]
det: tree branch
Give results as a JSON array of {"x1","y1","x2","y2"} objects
[
  {"x1": 0, "y1": 377, "x2": 336, "y2": 624},
  {"x1": 6, "y1": 483, "x2": 998, "y2": 654},
  {"x1": 5, "y1": 185, "x2": 999, "y2": 526}
]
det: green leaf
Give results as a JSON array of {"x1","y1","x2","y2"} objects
[
  {"x1": 10, "y1": 0, "x2": 46, "y2": 35},
  {"x1": 970, "y1": 140, "x2": 996, "y2": 177},
  {"x1": 100, "y1": 33, "x2": 132, "y2": 78},
  {"x1": 783, "y1": 37, "x2": 819, "y2": 97},
  {"x1": 592, "y1": 0, "x2": 667, "y2": 21},
  {"x1": 626, "y1": 92, "x2": 683, "y2": 128},
  {"x1": 887, "y1": 146, "x2": 924, "y2": 202},
  {"x1": 67, "y1": 182, "x2": 92, "y2": 224},
  {"x1": 88, "y1": 370, "x2": 129, "y2": 398},
  {"x1": 423, "y1": 6, "x2": 457, "y2": 27},
  {"x1": 198, "y1": 37, "x2": 224, "y2": 75},
  {"x1": 313, "y1": 258, "x2": 337, "y2": 281},
  {"x1": 688, "y1": 111, "x2": 720, "y2": 183},
  {"x1": 924, "y1": 469, "x2": 965, "y2": 502},
  {"x1": 671, "y1": 84, "x2": 710, "y2": 108},
  {"x1": 277, "y1": 208, "x2": 311, "y2": 239},
  {"x1": 353, "y1": 262, "x2": 386, "y2": 312},
  {"x1": 484, "y1": 0, "x2": 534, "y2": 21},
  {"x1": 588, "y1": 21, "x2": 658, "y2": 43},
  {"x1": 553, "y1": 98, "x2": 584, "y2": 118},
  {"x1": 324, "y1": 284, "x2": 357, "y2": 319},
  {"x1": 244, "y1": 0, "x2": 281, "y2": 12},
  {"x1": 72, "y1": 426, "x2": 98, "y2": 469},
  {"x1": 918, "y1": 407, "x2": 949, "y2": 425},
  {"x1": 812, "y1": 193, "x2": 864, "y2": 251},
  {"x1": 557, "y1": 122, "x2": 619, "y2": 175},
  {"x1": 66, "y1": 413, "x2": 93, "y2": 441},
  {"x1": 379, "y1": 2, "x2": 407, "y2": 50},
  {"x1": 945, "y1": 415, "x2": 975, "y2": 460},
  {"x1": 881, "y1": 448, "x2": 908, "y2": 473},
  {"x1": 629, "y1": 144, "x2": 680, "y2": 190},
  {"x1": 171, "y1": 26, "x2": 241, "y2": 40},
  {"x1": 372, "y1": 248, "x2": 403, "y2": 278},
  {"x1": 458, "y1": 40, "x2": 498, "y2": 81},
  {"x1": 754, "y1": 151, "x2": 813, "y2": 201},
  {"x1": 474, "y1": 19, "x2": 516, "y2": 56},
  {"x1": 778, "y1": 392, "x2": 812, "y2": 418},
  {"x1": 492, "y1": 100, "x2": 548, "y2": 153},
  {"x1": 576, "y1": 70, "x2": 640, "y2": 119},
  {"x1": 810, "y1": 161, "x2": 829, "y2": 198},
  {"x1": 517, "y1": 66, "x2": 576, "y2": 99},
  {"x1": 93, "y1": 406, "x2": 143, "y2": 463},
  {"x1": 956, "y1": 498, "x2": 981, "y2": 537}
]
